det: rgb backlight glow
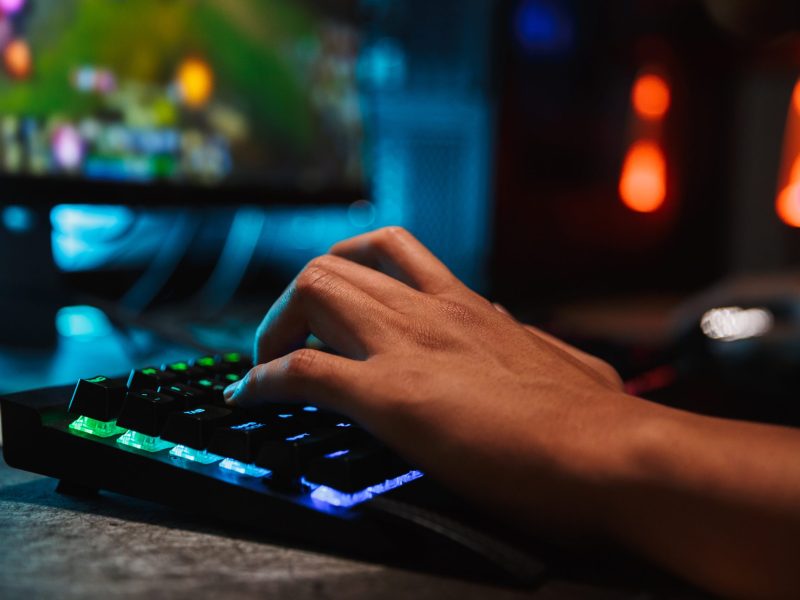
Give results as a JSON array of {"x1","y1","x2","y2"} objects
[
  {"x1": 308, "y1": 470, "x2": 424, "y2": 509},
  {"x1": 69, "y1": 415, "x2": 126, "y2": 438}
]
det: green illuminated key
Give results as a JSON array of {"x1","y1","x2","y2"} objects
[
  {"x1": 127, "y1": 367, "x2": 177, "y2": 392},
  {"x1": 68, "y1": 376, "x2": 127, "y2": 422},
  {"x1": 69, "y1": 415, "x2": 126, "y2": 438},
  {"x1": 117, "y1": 430, "x2": 174, "y2": 453}
]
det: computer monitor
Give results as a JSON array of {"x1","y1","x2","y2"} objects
[
  {"x1": 0, "y1": 0, "x2": 365, "y2": 205},
  {"x1": 0, "y1": 0, "x2": 366, "y2": 347}
]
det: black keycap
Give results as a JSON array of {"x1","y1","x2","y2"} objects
[
  {"x1": 190, "y1": 377, "x2": 228, "y2": 405},
  {"x1": 305, "y1": 446, "x2": 394, "y2": 493},
  {"x1": 127, "y1": 367, "x2": 177, "y2": 392},
  {"x1": 255, "y1": 429, "x2": 354, "y2": 478},
  {"x1": 219, "y1": 352, "x2": 247, "y2": 372},
  {"x1": 192, "y1": 355, "x2": 222, "y2": 373},
  {"x1": 68, "y1": 376, "x2": 127, "y2": 422},
  {"x1": 218, "y1": 372, "x2": 243, "y2": 386},
  {"x1": 116, "y1": 391, "x2": 180, "y2": 437},
  {"x1": 157, "y1": 383, "x2": 208, "y2": 408},
  {"x1": 208, "y1": 420, "x2": 278, "y2": 463},
  {"x1": 161, "y1": 361, "x2": 205, "y2": 382},
  {"x1": 161, "y1": 405, "x2": 234, "y2": 450}
]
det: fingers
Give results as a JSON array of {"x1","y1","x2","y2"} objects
[
  {"x1": 254, "y1": 262, "x2": 396, "y2": 364},
  {"x1": 307, "y1": 254, "x2": 419, "y2": 312},
  {"x1": 226, "y1": 349, "x2": 366, "y2": 413},
  {"x1": 330, "y1": 226, "x2": 462, "y2": 295}
]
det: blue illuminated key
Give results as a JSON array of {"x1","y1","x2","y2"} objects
[
  {"x1": 255, "y1": 429, "x2": 353, "y2": 479},
  {"x1": 306, "y1": 446, "x2": 395, "y2": 493}
]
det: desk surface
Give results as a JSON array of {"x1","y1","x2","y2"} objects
[{"x1": 0, "y1": 452, "x2": 649, "y2": 600}]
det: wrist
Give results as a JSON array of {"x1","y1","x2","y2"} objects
[{"x1": 568, "y1": 393, "x2": 686, "y2": 538}]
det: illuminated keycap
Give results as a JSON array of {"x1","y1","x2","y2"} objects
[
  {"x1": 218, "y1": 458, "x2": 270, "y2": 478},
  {"x1": 68, "y1": 415, "x2": 126, "y2": 438},
  {"x1": 169, "y1": 445, "x2": 223, "y2": 464},
  {"x1": 117, "y1": 430, "x2": 174, "y2": 453}
]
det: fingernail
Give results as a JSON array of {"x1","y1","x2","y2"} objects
[{"x1": 224, "y1": 380, "x2": 242, "y2": 403}]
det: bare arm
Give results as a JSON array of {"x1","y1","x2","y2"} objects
[{"x1": 226, "y1": 227, "x2": 800, "y2": 599}]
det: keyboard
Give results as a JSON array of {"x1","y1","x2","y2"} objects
[{"x1": 1, "y1": 352, "x2": 544, "y2": 585}]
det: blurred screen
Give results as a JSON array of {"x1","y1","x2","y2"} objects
[{"x1": 0, "y1": 0, "x2": 363, "y2": 190}]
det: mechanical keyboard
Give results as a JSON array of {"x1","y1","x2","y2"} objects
[{"x1": 1, "y1": 352, "x2": 544, "y2": 585}]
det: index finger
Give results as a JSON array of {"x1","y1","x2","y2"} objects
[{"x1": 330, "y1": 226, "x2": 462, "y2": 295}]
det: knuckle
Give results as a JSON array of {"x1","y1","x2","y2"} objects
[
  {"x1": 283, "y1": 349, "x2": 320, "y2": 378},
  {"x1": 295, "y1": 265, "x2": 334, "y2": 297},
  {"x1": 375, "y1": 225, "x2": 409, "y2": 250},
  {"x1": 307, "y1": 254, "x2": 337, "y2": 270}
]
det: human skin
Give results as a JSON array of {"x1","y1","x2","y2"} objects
[{"x1": 225, "y1": 227, "x2": 800, "y2": 599}]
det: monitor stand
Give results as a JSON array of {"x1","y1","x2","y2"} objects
[{"x1": 0, "y1": 205, "x2": 60, "y2": 348}]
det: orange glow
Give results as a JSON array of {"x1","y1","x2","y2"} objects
[
  {"x1": 177, "y1": 58, "x2": 213, "y2": 108},
  {"x1": 632, "y1": 73, "x2": 671, "y2": 120},
  {"x1": 793, "y1": 80, "x2": 800, "y2": 115},
  {"x1": 619, "y1": 141, "x2": 667, "y2": 213},
  {"x1": 3, "y1": 39, "x2": 31, "y2": 79},
  {"x1": 791, "y1": 154, "x2": 800, "y2": 185},
  {"x1": 776, "y1": 183, "x2": 800, "y2": 228}
]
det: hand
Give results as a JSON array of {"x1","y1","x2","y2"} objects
[
  {"x1": 227, "y1": 227, "x2": 800, "y2": 597},
  {"x1": 227, "y1": 226, "x2": 637, "y2": 533}
]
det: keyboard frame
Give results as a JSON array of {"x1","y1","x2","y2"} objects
[{"x1": 1, "y1": 384, "x2": 546, "y2": 585}]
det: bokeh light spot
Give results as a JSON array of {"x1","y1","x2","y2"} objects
[
  {"x1": 177, "y1": 57, "x2": 214, "y2": 108},
  {"x1": 632, "y1": 73, "x2": 671, "y2": 120},
  {"x1": 619, "y1": 141, "x2": 667, "y2": 213},
  {"x1": 0, "y1": 0, "x2": 26, "y2": 15},
  {"x1": 776, "y1": 182, "x2": 800, "y2": 228},
  {"x1": 3, "y1": 38, "x2": 31, "y2": 79}
]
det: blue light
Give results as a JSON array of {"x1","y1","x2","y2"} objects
[
  {"x1": 56, "y1": 305, "x2": 113, "y2": 339},
  {"x1": 302, "y1": 406, "x2": 318, "y2": 413},
  {"x1": 230, "y1": 421, "x2": 266, "y2": 431},
  {"x1": 309, "y1": 470, "x2": 424, "y2": 509},
  {"x1": 515, "y1": 0, "x2": 573, "y2": 55},
  {"x1": 323, "y1": 449, "x2": 350, "y2": 459},
  {"x1": 286, "y1": 433, "x2": 311, "y2": 442},
  {"x1": 218, "y1": 458, "x2": 271, "y2": 478},
  {"x1": 2, "y1": 205, "x2": 34, "y2": 233}
]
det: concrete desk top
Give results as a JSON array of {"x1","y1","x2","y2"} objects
[{"x1": 0, "y1": 451, "x2": 645, "y2": 600}]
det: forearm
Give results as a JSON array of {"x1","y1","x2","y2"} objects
[{"x1": 600, "y1": 402, "x2": 800, "y2": 598}]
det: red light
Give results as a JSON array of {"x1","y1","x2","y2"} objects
[
  {"x1": 793, "y1": 80, "x2": 800, "y2": 116},
  {"x1": 776, "y1": 183, "x2": 800, "y2": 228},
  {"x1": 619, "y1": 141, "x2": 667, "y2": 213},
  {"x1": 632, "y1": 73, "x2": 671, "y2": 120},
  {"x1": 776, "y1": 78, "x2": 800, "y2": 227}
]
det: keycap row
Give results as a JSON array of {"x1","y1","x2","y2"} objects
[{"x1": 66, "y1": 359, "x2": 408, "y2": 492}]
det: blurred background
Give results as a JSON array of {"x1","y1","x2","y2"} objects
[{"x1": 2, "y1": 0, "x2": 800, "y2": 427}]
